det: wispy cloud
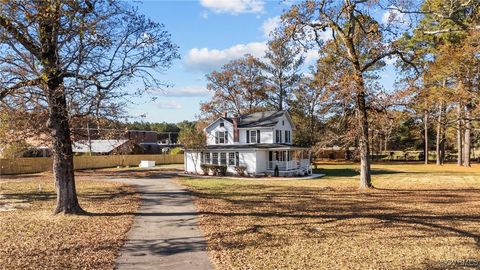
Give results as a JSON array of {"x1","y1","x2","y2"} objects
[
  {"x1": 156, "y1": 100, "x2": 182, "y2": 109},
  {"x1": 200, "y1": 0, "x2": 264, "y2": 15},
  {"x1": 155, "y1": 86, "x2": 210, "y2": 97}
]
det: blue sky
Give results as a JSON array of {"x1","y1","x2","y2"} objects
[{"x1": 127, "y1": 0, "x2": 397, "y2": 123}]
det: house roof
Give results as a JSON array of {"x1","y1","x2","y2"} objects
[
  {"x1": 237, "y1": 111, "x2": 285, "y2": 128},
  {"x1": 204, "y1": 110, "x2": 296, "y2": 132},
  {"x1": 221, "y1": 110, "x2": 292, "y2": 128},
  {"x1": 186, "y1": 143, "x2": 309, "y2": 151},
  {"x1": 72, "y1": 139, "x2": 128, "y2": 153}
]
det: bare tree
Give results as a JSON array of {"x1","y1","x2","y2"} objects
[
  {"x1": 0, "y1": 0, "x2": 179, "y2": 214},
  {"x1": 281, "y1": 0, "x2": 414, "y2": 188}
]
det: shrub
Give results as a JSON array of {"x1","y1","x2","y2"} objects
[
  {"x1": 234, "y1": 165, "x2": 247, "y2": 177},
  {"x1": 210, "y1": 165, "x2": 221, "y2": 176},
  {"x1": 218, "y1": 165, "x2": 227, "y2": 176},
  {"x1": 200, "y1": 164, "x2": 209, "y2": 175},
  {"x1": 169, "y1": 147, "x2": 184, "y2": 155}
]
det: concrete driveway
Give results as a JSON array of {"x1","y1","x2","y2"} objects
[{"x1": 112, "y1": 173, "x2": 213, "y2": 270}]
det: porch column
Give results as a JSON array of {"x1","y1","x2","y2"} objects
[{"x1": 286, "y1": 151, "x2": 289, "y2": 170}]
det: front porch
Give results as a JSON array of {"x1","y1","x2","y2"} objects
[{"x1": 266, "y1": 149, "x2": 312, "y2": 176}]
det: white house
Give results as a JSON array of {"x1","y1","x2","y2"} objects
[{"x1": 184, "y1": 111, "x2": 311, "y2": 176}]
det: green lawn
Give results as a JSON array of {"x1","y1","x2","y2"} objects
[{"x1": 180, "y1": 163, "x2": 480, "y2": 270}]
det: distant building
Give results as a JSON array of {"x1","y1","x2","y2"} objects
[
  {"x1": 72, "y1": 139, "x2": 142, "y2": 155},
  {"x1": 126, "y1": 130, "x2": 179, "y2": 154}
]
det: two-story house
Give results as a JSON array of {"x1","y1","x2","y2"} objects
[{"x1": 184, "y1": 111, "x2": 311, "y2": 176}]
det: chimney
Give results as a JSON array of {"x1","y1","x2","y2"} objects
[
  {"x1": 222, "y1": 112, "x2": 228, "y2": 118},
  {"x1": 232, "y1": 116, "x2": 240, "y2": 142}
]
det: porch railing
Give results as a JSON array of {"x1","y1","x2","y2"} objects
[{"x1": 267, "y1": 159, "x2": 310, "y2": 171}]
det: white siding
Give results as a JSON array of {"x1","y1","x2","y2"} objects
[
  {"x1": 255, "y1": 150, "x2": 268, "y2": 173},
  {"x1": 239, "y1": 151, "x2": 256, "y2": 174},
  {"x1": 260, "y1": 129, "x2": 273, "y2": 143},
  {"x1": 185, "y1": 151, "x2": 202, "y2": 174}
]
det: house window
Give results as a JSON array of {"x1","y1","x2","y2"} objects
[
  {"x1": 228, "y1": 152, "x2": 235, "y2": 165},
  {"x1": 220, "y1": 152, "x2": 227, "y2": 165},
  {"x1": 212, "y1": 153, "x2": 218, "y2": 164},
  {"x1": 216, "y1": 131, "x2": 228, "y2": 144},
  {"x1": 282, "y1": 120, "x2": 285, "y2": 126},
  {"x1": 275, "y1": 130, "x2": 282, "y2": 143},
  {"x1": 204, "y1": 153, "x2": 210, "y2": 164},
  {"x1": 285, "y1": 130, "x2": 291, "y2": 143},
  {"x1": 250, "y1": 130, "x2": 256, "y2": 144},
  {"x1": 219, "y1": 122, "x2": 224, "y2": 127}
]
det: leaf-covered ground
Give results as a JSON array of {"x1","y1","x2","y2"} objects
[
  {"x1": 181, "y1": 163, "x2": 480, "y2": 270},
  {"x1": 0, "y1": 172, "x2": 140, "y2": 269}
]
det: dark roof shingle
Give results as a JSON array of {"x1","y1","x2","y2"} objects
[{"x1": 225, "y1": 110, "x2": 287, "y2": 128}]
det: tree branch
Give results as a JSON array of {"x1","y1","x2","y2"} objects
[{"x1": 0, "y1": 16, "x2": 41, "y2": 60}]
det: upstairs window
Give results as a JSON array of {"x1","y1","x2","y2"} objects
[
  {"x1": 285, "y1": 130, "x2": 291, "y2": 143},
  {"x1": 219, "y1": 122, "x2": 224, "y2": 127},
  {"x1": 275, "y1": 130, "x2": 282, "y2": 143},
  {"x1": 250, "y1": 131, "x2": 256, "y2": 143},
  {"x1": 246, "y1": 130, "x2": 260, "y2": 143},
  {"x1": 215, "y1": 131, "x2": 228, "y2": 144}
]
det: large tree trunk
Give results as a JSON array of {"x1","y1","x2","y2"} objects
[
  {"x1": 39, "y1": 5, "x2": 84, "y2": 214},
  {"x1": 463, "y1": 106, "x2": 472, "y2": 167},
  {"x1": 49, "y1": 90, "x2": 84, "y2": 214},
  {"x1": 357, "y1": 90, "x2": 372, "y2": 189},
  {"x1": 424, "y1": 110, "x2": 429, "y2": 164},
  {"x1": 457, "y1": 104, "x2": 463, "y2": 166}
]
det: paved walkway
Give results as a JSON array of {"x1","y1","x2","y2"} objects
[{"x1": 113, "y1": 173, "x2": 213, "y2": 270}]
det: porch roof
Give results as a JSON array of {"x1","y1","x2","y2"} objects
[{"x1": 186, "y1": 143, "x2": 309, "y2": 151}]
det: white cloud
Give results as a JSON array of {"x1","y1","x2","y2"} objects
[
  {"x1": 200, "y1": 10, "x2": 209, "y2": 19},
  {"x1": 158, "y1": 86, "x2": 210, "y2": 97},
  {"x1": 156, "y1": 100, "x2": 182, "y2": 109},
  {"x1": 184, "y1": 42, "x2": 268, "y2": 73},
  {"x1": 382, "y1": 8, "x2": 408, "y2": 25},
  {"x1": 260, "y1": 16, "x2": 280, "y2": 38},
  {"x1": 200, "y1": 0, "x2": 264, "y2": 15}
]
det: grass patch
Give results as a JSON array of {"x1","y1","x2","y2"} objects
[
  {"x1": 0, "y1": 173, "x2": 140, "y2": 269},
  {"x1": 180, "y1": 163, "x2": 480, "y2": 269}
]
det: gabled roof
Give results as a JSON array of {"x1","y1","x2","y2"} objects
[
  {"x1": 205, "y1": 110, "x2": 294, "y2": 130},
  {"x1": 72, "y1": 140, "x2": 128, "y2": 153},
  {"x1": 233, "y1": 111, "x2": 289, "y2": 128}
]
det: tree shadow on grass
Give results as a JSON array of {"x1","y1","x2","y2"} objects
[
  {"x1": 314, "y1": 168, "x2": 406, "y2": 177},
  {"x1": 186, "y1": 184, "x2": 480, "y2": 250}
]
